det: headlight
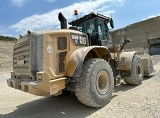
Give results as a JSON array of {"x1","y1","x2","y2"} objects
[{"x1": 37, "y1": 74, "x2": 42, "y2": 80}]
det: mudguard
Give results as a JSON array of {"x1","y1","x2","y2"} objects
[
  {"x1": 66, "y1": 46, "x2": 111, "y2": 77},
  {"x1": 118, "y1": 51, "x2": 137, "y2": 71}
]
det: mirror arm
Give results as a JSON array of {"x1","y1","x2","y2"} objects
[
  {"x1": 120, "y1": 42, "x2": 125, "y2": 52},
  {"x1": 120, "y1": 39, "x2": 130, "y2": 51}
]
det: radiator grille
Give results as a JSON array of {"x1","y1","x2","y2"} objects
[
  {"x1": 58, "y1": 51, "x2": 67, "y2": 73},
  {"x1": 13, "y1": 39, "x2": 30, "y2": 74}
]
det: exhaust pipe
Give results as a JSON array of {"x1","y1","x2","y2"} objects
[{"x1": 58, "y1": 12, "x2": 67, "y2": 29}]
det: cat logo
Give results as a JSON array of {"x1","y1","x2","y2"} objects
[{"x1": 79, "y1": 36, "x2": 86, "y2": 44}]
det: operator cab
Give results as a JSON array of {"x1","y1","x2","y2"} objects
[{"x1": 69, "y1": 12, "x2": 114, "y2": 48}]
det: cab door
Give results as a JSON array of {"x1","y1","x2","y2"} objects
[{"x1": 97, "y1": 18, "x2": 113, "y2": 50}]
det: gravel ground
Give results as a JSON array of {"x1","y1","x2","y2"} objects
[
  {"x1": 0, "y1": 60, "x2": 160, "y2": 118},
  {"x1": 0, "y1": 41, "x2": 14, "y2": 72}
]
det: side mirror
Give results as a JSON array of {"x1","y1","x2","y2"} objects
[
  {"x1": 120, "y1": 39, "x2": 130, "y2": 51},
  {"x1": 110, "y1": 18, "x2": 114, "y2": 29}
]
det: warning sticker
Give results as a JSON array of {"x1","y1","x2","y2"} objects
[{"x1": 47, "y1": 46, "x2": 53, "y2": 53}]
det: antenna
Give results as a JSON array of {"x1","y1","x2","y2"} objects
[{"x1": 111, "y1": 10, "x2": 113, "y2": 19}]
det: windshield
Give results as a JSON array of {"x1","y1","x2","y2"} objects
[
  {"x1": 77, "y1": 19, "x2": 96, "y2": 34},
  {"x1": 76, "y1": 18, "x2": 110, "y2": 42}
]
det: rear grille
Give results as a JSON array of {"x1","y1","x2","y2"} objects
[
  {"x1": 57, "y1": 36, "x2": 67, "y2": 73},
  {"x1": 14, "y1": 39, "x2": 30, "y2": 74},
  {"x1": 58, "y1": 51, "x2": 67, "y2": 73}
]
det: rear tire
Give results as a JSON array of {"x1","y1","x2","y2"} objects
[
  {"x1": 124, "y1": 55, "x2": 144, "y2": 85},
  {"x1": 75, "y1": 58, "x2": 114, "y2": 108}
]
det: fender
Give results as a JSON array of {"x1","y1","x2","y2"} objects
[
  {"x1": 118, "y1": 51, "x2": 137, "y2": 71},
  {"x1": 66, "y1": 46, "x2": 112, "y2": 77}
]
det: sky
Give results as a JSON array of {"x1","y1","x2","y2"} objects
[{"x1": 0, "y1": 0, "x2": 160, "y2": 37}]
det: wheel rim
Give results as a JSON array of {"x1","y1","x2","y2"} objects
[
  {"x1": 96, "y1": 71, "x2": 110, "y2": 95},
  {"x1": 136, "y1": 62, "x2": 142, "y2": 78}
]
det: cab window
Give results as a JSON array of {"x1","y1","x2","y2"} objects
[{"x1": 85, "y1": 20, "x2": 96, "y2": 33}]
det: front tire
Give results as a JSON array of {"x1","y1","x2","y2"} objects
[
  {"x1": 75, "y1": 58, "x2": 114, "y2": 108},
  {"x1": 123, "y1": 55, "x2": 144, "y2": 85}
]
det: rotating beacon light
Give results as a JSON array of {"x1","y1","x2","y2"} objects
[{"x1": 74, "y1": 10, "x2": 78, "y2": 19}]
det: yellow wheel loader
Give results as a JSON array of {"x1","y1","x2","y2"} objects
[{"x1": 7, "y1": 12, "x2": 154, "y2": 108}]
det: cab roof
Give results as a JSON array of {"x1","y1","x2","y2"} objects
[{"x1": 69, "y1": 12, "x2": 111, "y2": 26}]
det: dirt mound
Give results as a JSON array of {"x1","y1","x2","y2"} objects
[
  {"x1": 151, "y1": 55, "x2": 160, "y2": 65},
  {"x1": 110, "y1": 16, "x2": 160, "y2": 55},
  {"x1": 0, "y1": 41, "x2": 14, "y2": 72}
]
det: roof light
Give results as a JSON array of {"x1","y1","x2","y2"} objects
[{"x1": 74, "y1": 10, "x2": 78, "y2": 15}]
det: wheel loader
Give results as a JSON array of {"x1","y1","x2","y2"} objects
[{"x1": 7, "y1": 11, "x2": 154, "y2": 108}]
